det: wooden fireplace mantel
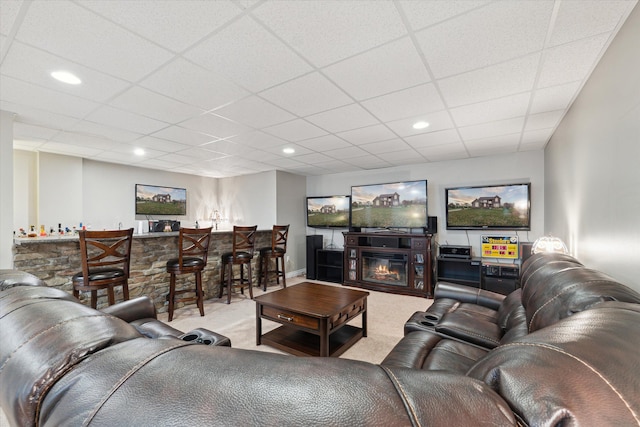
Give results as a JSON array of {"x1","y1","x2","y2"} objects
[{"x1": 342, "y1": 231, "x2": 433, "y2": 298}]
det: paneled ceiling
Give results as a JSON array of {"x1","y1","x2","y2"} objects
[{"x1": 0, "y1": 0, "x2": 635, "y2": 178}]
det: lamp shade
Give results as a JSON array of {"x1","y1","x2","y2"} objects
[{"x1": 531, "y1": 235, "x2": 569, "y2": 254}]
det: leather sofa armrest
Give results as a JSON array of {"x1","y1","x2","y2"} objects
[
  {"x1": 101, "y1": 296, "x2": 157, "y2": 323},
  {"x1": 435, "y1": 312, "x2": 502, "y2": 349},
  {"x1": 179, "y1": 328, "x2": 231, "y2": 347},
  {"x1": 434, "y1": 281, "x2": 506, "y2": 310}
]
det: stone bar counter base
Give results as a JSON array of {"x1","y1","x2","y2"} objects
[{"x1": 13, "y1": 230, "x2": 272, "y2": 312}]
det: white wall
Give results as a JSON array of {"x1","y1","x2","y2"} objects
[
  {"x1": 307, "y1": 150, "x2": 545, "y2": 259},
  {"x1": 275, "y1": 170, "x2": 307, "y2": 274},
  {"x1": 39, "y1": 152, "x2": 82, "y2": 230},
  {"x1": 218, "y1": 171, "x2": 277, "y2": 228},
  {"x1": 1, "y1": 111, "x2": 15, "y2": 268},
  {"x1": 82, "y1": 158, "x2": 218, "y2": 231},
  {"x1": 544, "y1": 4, "x2": 640, "y2": 291}
]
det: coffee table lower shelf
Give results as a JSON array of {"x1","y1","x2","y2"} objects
[{"x1": 262, "y1": 324, "x2": 363, "y2": 357}]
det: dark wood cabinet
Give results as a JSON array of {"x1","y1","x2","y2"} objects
[
  {"x1": 436, "y1": 257, "x2": 482, "y2": 288},
  {"x1": 343, "y1": 232, "x2": 433, "y2": 297},
  {"x1": 316, "y1": 249, "x2": 344, "y2": 283}
]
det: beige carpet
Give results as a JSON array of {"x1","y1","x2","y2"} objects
[
  {"x1": 0, "y1": 277, "x2": 431, "y2": 426},
  {"x1": 158, "y1": 276, "x2": 432, "y2": 364}
]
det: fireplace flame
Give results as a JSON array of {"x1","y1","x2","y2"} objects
[{"x1": 375, "y1": 264, "x2": 390, "y2": 274}]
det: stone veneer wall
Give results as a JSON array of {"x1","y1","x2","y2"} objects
[{"x1": 12, "y1": 230, "x2": 272, "y2": 312}]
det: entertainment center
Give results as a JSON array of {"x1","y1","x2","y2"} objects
[{"x1": 342, "y1": 231, "x2": 434, "y2": 297}]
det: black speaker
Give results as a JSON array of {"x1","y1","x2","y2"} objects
[
  {"x1": 306, "y1": 235, "x2": 323, "y2": 280},
  {"x1": 370, "y1": 237, "x2": 398, "y2": 248},
  {"x1": 427, "y1": 216, "x2": 437, "y2": 234}
]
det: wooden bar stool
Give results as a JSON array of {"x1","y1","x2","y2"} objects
[
  {"x1": 218, "y1": 225, "x2": 257, "y2": 304},
  {"x1": 258, "y1": 225, "x2": 289, "y2": 291},
  {"x1": 166, "y1": 227, "x2": 212, "y2": 321},
  {"x1": 72, "y1": 228, "x2": 134, "y2": 309}
]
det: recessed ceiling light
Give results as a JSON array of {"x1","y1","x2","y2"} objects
[
  {"x1": 134, "y1": 148, "x2": 145, "y2": 156},
  {"x1": 412, "y1": 121, "x2": 429, "y2": 130},
  {"x1": 283, "y1": 148, "x2": 295, "y2": 154},
  {"x1": 50, "y1": 71, "x2": 82, "y2": 85}
]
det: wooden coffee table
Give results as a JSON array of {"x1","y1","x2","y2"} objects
[{"x1": 255, "y1": 282, "x2": 368, "y2": 357}]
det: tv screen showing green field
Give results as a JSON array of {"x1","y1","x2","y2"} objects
[
  {"x1": 136, "y1": 184, "x2": 186, "y2": 216},
  {"x1": 445, "y1": 183, "x2": 530, "y2": 230},
  {"x1": 306, "y1": 196, "x2": 350, "y2": 228},
  {"x1": 350, "y1": 180, "x2": 427, "y2": 229}
]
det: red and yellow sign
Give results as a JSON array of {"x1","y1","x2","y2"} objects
[{"x1": 481, "y1": 235, "x2": 519, "y2": 259}]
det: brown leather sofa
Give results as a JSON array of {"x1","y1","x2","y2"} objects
[{"x1": 2, "y1": 253, "x2": 640, "y2": 426}]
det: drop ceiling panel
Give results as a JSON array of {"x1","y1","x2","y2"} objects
[
  {"x1": 70, "y1": 121, "x2": 142, "y2": 143},
  {"x1": 2, "y1": 0, "x2": 635, "y2": 177},
  {"x1": 548, "y1": 0, "x2": 635, "y2": 47},
  {"x1": 459, "y1": 117, "x2": 525, "y2": 141},
  {"x1": 416, "y1": 1, "x2": 552, "y2": 78},
  {"x1": 296, "y1": 135, "x2": 353, "y2": 152},
  {"x1": 14, "y1": 0, "x2": 172, "y2": 81},
  {"x1": 1, "y1": 75, "x2": 100, "y2": 118},
  {"x1": 228, "y1": 130, "x2": 288, "y2": 149},
  {"x1": 110, "y1": 86, "x2": 205, "y2": 124},
  {"x1": 337, "y1": 124, "x2": 397, "y2": 145},
  {"x1": 438, "y1": 54, "x2": 540, "y2": 107},
  {"x1": 85, "y1": 105, "x2": 168, "y2": 135},
  {"x1": 81, "y1": 0, "x2": 243, "y2": 53},
  {"x1": 398, "y1": 0, "x2": 490, "y2": 32},
  {"x1": 133, "y1": 136, "x2": 191, "y2": 153},
  {"x1": 322, "y1": 37, "x2": 429, "y2": 100},
  {"x1": 418, "y1": 142, "x2": 469, "y2": 162},
  {"x1": 530, "y1": 82, "x2": 581, "y2": 114},
  {"x1": 0, "y1": 0, "x2": 23, "y2": 36},
  {"x1": 212, "y1": 96, "x2": 295, "y2": 128},
  {"x1": 151, "y1": 126, "x2": 217, "y2": 147},
  {"x1": 262, "y1": 119, "x2": 328, "y2": 142},
  {"x1": 260, "y1": 72, "x2": 353, "y2": 117},
  {"x1": 537, "y1": 34, "x2": 610, "y2": 88},
  {"x1": 253, "y1": 0, "x2": 407, "y2": 68},
  {"x1": 385, "y1": 110, "x2": 454, "y2": 137},
  {"x1": 405, "y1": 129, "x2": 461, "y2": 149},
  {"x1": 1, "y1": 42, "x2": 131, "y2": 102},
  {"x1": 361, "y1": 138, "x2": 412, "y2": 155},
  {"x1": 179, "y1": 113, "x2": 253, "y2": 139},
  {"x1": 139, "y1": 58, "x2": 249, "y2": 110},
  {"x1": 306, "y1": 103, "x2": 379, "y2": 133},
  {"x1": 184, "y1": 15, "x2": 313, "y2": 92},
  {"x1": 1, "y1": 100, "x2": 81, "y2": 129},
  {"x1": 450, "y1": 93, "x2": 531, "y2": 127},
  {"x1": 362, "y1": 83, "x2": 445, "y2": 122}
]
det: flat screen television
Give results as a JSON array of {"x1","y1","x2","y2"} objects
[
  {"x1": 306, "y1": 195, "x2": 351, "y2": 228},
  {"x1": 350, "y1": 180, "x2": 428, "y2": 229},
  {"x1": 135, "y1": 184, "x2": 186, "y2": 216},
  {"x1": 445, "y1": 183, "x2": 531, "y2": 230}
]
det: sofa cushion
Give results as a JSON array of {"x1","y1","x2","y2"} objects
[
  {"x1": 468, "y1": 302, "x2": 640, "y2": 426},
  {"x1": 523, "y1": 267, "x2": 640, "y2": 331},
  {"x1": 0, "y1": 286, "x2": 141, "y2": 427},
  {"x1": 0, "y1": 269, "x2": 47, "y2": 290},
  {"x1": 40, "y1": 337, "x2": 516, "y2": 426}
]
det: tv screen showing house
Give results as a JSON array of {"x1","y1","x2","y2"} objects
[
  {"x1": 445, "y1": 183, "x2": 531, "y2": 230},
  {"x1": 135, "y1": 184, "x2": 186, "y2": 216},
  {"x1": 306, "y1": 196, "x2": 350, "y2": 228},
  {"x1": 350, "y1": 180, "x2": 428, "y2": 229}
]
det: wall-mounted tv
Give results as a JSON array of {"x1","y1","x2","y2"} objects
[
  {"x1": 306, "y1": 195, "x2": 351, "y2": 228},
  {"x1": 135, "y1": 184, "x2": 186, "y2": 216},
  {"x1": 445, "y1": 183, "x2": 531, "y2": 230},
  {"x1": 350, "y1": 180, "x2": 428, "y2": 229}
]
